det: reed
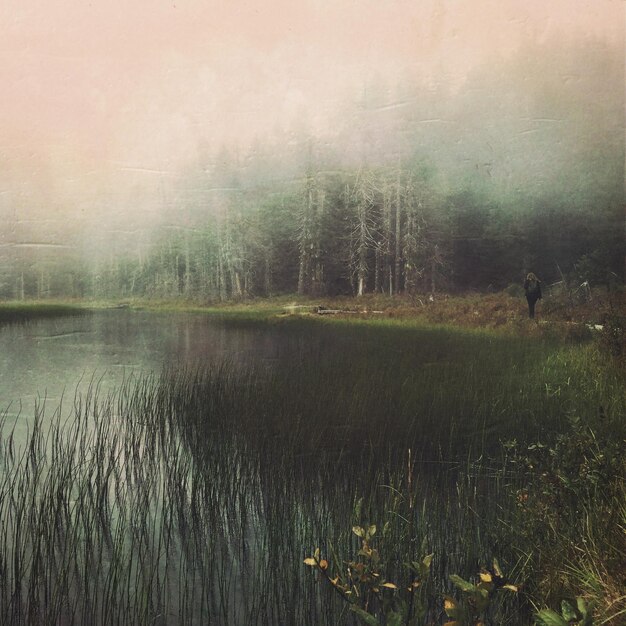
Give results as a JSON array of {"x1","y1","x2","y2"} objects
[{"x1": 0, "y1": 316, "x2": 622, "y2": 624}]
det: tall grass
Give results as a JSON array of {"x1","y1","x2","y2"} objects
[{"x1": 0, "y1": 316, "x2": 622, "y2": 624}]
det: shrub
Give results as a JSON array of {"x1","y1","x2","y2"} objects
[
  {"x1": 504, "y1": 414, "x2": 626, "y2": 622},
  {"x1": 505, "y1": 283, "x2": 525, "y2": 298},
  {"x1": 597, "y1": 312, "x2": 625, "y2": 361}
]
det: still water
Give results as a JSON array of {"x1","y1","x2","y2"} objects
[
  {"x1": 0, "y1": 310, "x2": 288, "y2": 439},
  {"x1": 0, "y1": 310, "x2": 521, "y2": 625}
]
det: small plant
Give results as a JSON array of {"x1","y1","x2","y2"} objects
[
  {"x1": 443, "y1": 559, "x2": 518, "y2": 626},
  {"x1": 506, "y1": 417, "x2": 624, "y2": 535},
  {"x1": 535, "y1": 597, "x2": 595, "y2": 626},
  {"x1": 305, "y1": 523, "x2": 520, "y2": 626},
  {"x1": 503, "y1": 414, "x2": 626, "y2": 622},
  {"x1": 304, "y1": 524, "x2": 433, "y2": 626},
  {"x1": 598, "y1": 311, "x2": 625, "y2": 361}
]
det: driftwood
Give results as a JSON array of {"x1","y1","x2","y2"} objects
[
  {"x1": 284, "y1": 305, "x2": 319, "y2": 313},
  {"x1": 317, "y1": 308, "x2": 356, "y2": 315},
  {"x1": 284, "y1": 304, "x2": 383, "y2": 315}
]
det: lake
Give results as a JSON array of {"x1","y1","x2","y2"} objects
[
  {"x1": 0, "y1": 309, "x2": 590, "y2": 625},
  {"x1": 0, "y1": 310, "x2": 301, "y2": 440}
]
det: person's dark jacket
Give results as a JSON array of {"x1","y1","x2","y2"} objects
[{"x1": 524, "y1": 278, "x2": 542, "y2": 300}]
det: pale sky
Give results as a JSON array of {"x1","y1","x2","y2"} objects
[{"x1": 0, "y1": 0, "x2": 623, "y2": 247}]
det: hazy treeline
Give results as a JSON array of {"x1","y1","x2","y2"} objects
[
  {"x1": 1, "y1": 38, "x2": 623, "y2": 300},
  {"x1": 90, "y1": 171, "x2": 621, "y2": 301}
]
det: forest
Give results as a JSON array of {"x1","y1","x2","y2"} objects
[{"x1": 1, "y1": 38, "x2": 623, "y2": 301}]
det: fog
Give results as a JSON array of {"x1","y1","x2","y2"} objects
[{"x1": 0, "y1": 0, "x2": 623, "y2": 287}]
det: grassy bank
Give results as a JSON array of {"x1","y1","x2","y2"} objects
[
  {"x1": 0, "y1": 301, "x2": 89, "y2": 326},
  {"x1": 122, "y1": 285, "x2": 625, "y2": 341},
  {"x1": 0, "y1": 309, "x2": 623, "y2": 625}
]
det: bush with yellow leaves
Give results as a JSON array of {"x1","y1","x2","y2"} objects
[{"x1": 304, "y1": 523, "x2": 432, "y2": 626}]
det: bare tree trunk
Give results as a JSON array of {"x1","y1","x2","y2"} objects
[
  {"x1": 383, "y1": 184, "x2": 393, "y2": 295},
  {"x1": 217, "y1": 256, "x2": 225, "y2": 301},
  {"x1": 374, "y1": 246, "x2": 381, "y2": 293},
  {"x1": 264, "y1": 254, "x2": 272, "y2": 296},
  {"x1": 394, "y1": 165, "x2": 402, "y2": 295},
  {"x1": 184, "y1": 231, "x2": 191, "y2": 297},
  {"x1": 312, "y1": 189, "x2": 325, "y2": 296},
  {"x1": 233, "y1": 271, "x2": 242, "y2": 297},
  {"x1": 298, "y1": 184, "x2": 314, "y2": 295},
  {"x1": 217, "y1": 227, "x2": 227, "y2": 301},
  {"x1": 357, "y1": 210, "x2": 368, "y2": 297},
  {"x1": 175, "y1": 254, "x2": 180, "y2": 296},
  {"x1": 431, "y1": 248, "x2": 437, "y2": 294}
]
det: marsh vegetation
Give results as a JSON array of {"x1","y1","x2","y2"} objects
[{"x1": 0, "y1": 310, "x2": 623, "y2": 624}]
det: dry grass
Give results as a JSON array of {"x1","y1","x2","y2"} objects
[{"x1": 257, "y1": 288, "x2": 625, "y2": 337}]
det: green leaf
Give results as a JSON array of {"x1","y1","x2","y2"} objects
[
  {"x1": 492, "y1": 558, "x2": 503, "y2": 578},
  {"x1": 561, "y1": 600, "x2": 578, "y2": 622},
  {"x1": 352, "y1": 526, "x2": 365, "y2": 538},
  {"x1": 386, "y1": 611, "x2": 404, "y2": 626},
  {"x1": 422, "y1": 553, "x2": 434, "y2": 574},
  {"x1": 367, "y1": 524, "x2": 377, "y2": 538},
  {"x1": 535, "y1": 609, "x2": 569, "y2": 626},
  {"x1": 349, "y1": 605, "x2": 381, "y2": 626},
  {"x1": 474, "y1": 587, "x2": 490, "y2": 613},
  {"x1": 449, "y1": 574, "x2": 478, "y2": 593},
  {"x1": 578, "y1": 598, "x2": 595, "y2": 626},
  {"x1": 354, "y1": 497, "x2": 363, "y2": 520}
]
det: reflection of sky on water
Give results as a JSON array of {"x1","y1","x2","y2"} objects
[{"x1": 0, "y1": 311, "x2": 288, "y2": 439}]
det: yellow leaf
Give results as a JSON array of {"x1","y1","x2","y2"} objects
[
  {"x1": 479, "y1": 572, "x2": 492, "y2": 583},
  {"x1": 503, "y1": 584, "x2": 518, "y2": 592},
  {"x1": 444, "y1": 598, "x2": 458, "y2": 610},
  {"x1": 382, "y1": 582, "x2": 398, "y2": 589},
  {"x1": 330, "y1": 576, "x2": 339, "y2": 586},
  {"x1": 319, "y1": 559, "x2": 329, "y2": 571},
  {"x1": 303, "y1": 558, "x2": 317, "y2": 566}
]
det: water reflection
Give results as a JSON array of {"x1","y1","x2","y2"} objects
[{"x1": 0, "y1": 310, "x2": 288, "y2": 432}]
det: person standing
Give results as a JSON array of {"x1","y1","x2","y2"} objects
[{"x1": 524, "y1": 272, "x2": 542, "y2": 319}]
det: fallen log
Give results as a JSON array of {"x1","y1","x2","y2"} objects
[{"x1": 283, "y1": 304, "x2": 385, "y2": 315}]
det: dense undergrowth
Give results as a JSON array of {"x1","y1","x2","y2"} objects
[{"x1": 0, "y1": 293, "x2": 623, "y2": 624}]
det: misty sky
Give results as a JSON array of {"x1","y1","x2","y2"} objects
[{"x1": 0, "y1": 0, "x2": 623, "y2": 254}]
